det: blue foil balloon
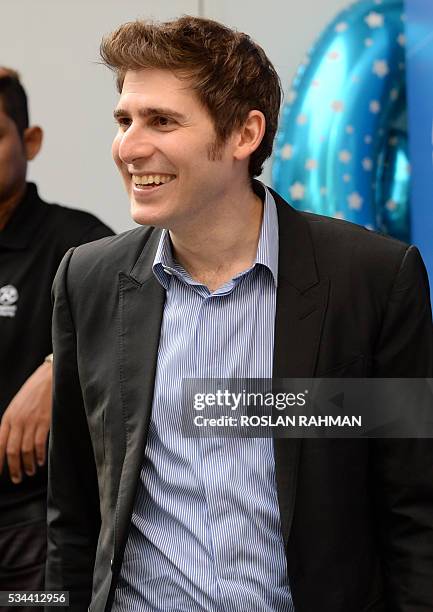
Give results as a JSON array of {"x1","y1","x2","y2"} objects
[{"x1": 272, "y1": 0, "x2": 410, "y2": 242}]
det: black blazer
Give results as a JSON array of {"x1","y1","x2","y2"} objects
[{"x1": 46, "y1": 183, "x2": 433, "y2": 612}]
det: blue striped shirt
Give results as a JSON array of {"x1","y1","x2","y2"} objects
[{"x1": 113, "y1": 184, "x2": 294, "y2": 611}]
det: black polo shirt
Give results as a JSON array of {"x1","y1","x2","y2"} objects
[{"x1": 0, "y1": 182, "x2": 114, "y2": 509}]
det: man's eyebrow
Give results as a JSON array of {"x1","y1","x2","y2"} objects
[{"x1": 113, "y1": 107, "x2": 187, "y2": 121}]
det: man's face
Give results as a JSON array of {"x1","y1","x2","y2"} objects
[
  {"x1": 112, "y1": 68, "x2": 238, "y2": 230},
  {"x1": 0, "y1": 104, "x2": 27, "y2": 206}
]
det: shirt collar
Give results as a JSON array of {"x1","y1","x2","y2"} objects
[
  {"x1": 152, "y1": 229, "x2": 178, "y2": 290},
  {"x1": 255, "y1": 182, "x2": 279, "y2": 286},
  {"x1": 152, "y1": 181, "x2": 279, "y2": 290}
]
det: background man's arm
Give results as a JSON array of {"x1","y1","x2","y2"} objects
[
  {"x1": 0, "y1": 360, "x2": 52, "y2": 483},
  {"x1": 372, "y1": 245, "x2": 433, "y2": 610}
]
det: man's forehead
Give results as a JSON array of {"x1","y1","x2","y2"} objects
[
  {"x1": 120, "y1": 68, "x2": 195, "y2": 98},
  {"x1": 121, "y1": 68, "x2": 147, "y2": 88},
  {"x1": 116, "y1": 69, "x2": 201, "y2": 117}
]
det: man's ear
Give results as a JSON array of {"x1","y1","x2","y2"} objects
[
  {"x1": 232, "y1": 110, "x2": 266, "y2": 162},
  {"x1": 23, "y1": 126, "x2": 43, "y2": 161}
]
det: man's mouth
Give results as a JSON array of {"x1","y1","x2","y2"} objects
[{"x1": 132, "y1": 174, "x2": 176, "y2": 190}]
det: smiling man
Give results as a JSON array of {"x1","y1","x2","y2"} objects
[
  {"x1": 111, "y1": 67, "x2": 265, "y2": 290},
  {"x1": 46, "y1": 16, "x2": 433, "y2": 612}
]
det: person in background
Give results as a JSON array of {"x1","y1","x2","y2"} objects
[{"x1": 0, "y1": 67, "x2": 114, "y2": 604}]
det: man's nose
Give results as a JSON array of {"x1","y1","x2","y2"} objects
[{"x1": 117, "y1": 126, "x2": 156, "y2": 165}]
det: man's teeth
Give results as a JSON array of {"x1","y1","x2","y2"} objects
[{"x1": 132, "y1": 174, "x2": 175, "y2": 186}]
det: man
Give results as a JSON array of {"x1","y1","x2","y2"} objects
[
  {"x1": 0, "y1": 69, "x2": 113, "y2": 599},
  {"x1": 46, "y1": 16, "x2": 433, "y2": 612}
]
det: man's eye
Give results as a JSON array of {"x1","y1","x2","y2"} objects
[
  {"x1": 116, "y1": 118, "x2": 131, "y2": 129},
  {"x1": 154, "y1": 116, "x2": 172, "y2": 127}
]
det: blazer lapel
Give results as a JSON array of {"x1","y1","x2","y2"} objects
[
  {"x1": 114, "y1": 229, "x2": 165, "y2": 560},
  {"x1": 271, "y1": 189, "x2": 329, "y2": 544}
]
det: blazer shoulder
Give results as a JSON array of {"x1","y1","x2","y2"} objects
[
  {"x1": 300, "y1": 210, "x2": 411, "y2": 273},
  {"x1": 63, "y1": 225, "x2": 158, "y2": 289},
  {"x1": 269, "y1": 184, "x2": 409, "y2": 270},
  {"x1": 270, "y1": 185, "x2": 412, "y2": 294}
]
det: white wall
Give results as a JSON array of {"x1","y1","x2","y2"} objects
[{"x1": 1, "y1": 0, "x2": 349, "y2": 232}]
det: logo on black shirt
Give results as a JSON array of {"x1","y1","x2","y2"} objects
[{"x1": 0, "y1": 284, "x2": 18, "y2": 317}]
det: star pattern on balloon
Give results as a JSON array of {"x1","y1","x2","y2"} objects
[
  {"x1": 335, "y1": 22, "x2": 349, "y2": 33},
  {"x1": 290, "y1": 182, "x2": 306, "y2": 201},
  {"x1": 362, "y1": 158, "x2": 373, "y2": 171},
  {"x1": 372, "y1": 60, "x2": 390, "y2": 78},
  {"x1": 365, "y1": 12, "x2": 384, "y2": 28},
  {"x1": 287, "y1": 90, "x2": 297, "y2": 104},
  {"x1": 273, "y1": 0, "x2": 409, "y2": 242},
  {"x1": 348, "y1": 192, "x2": 363, "y2": 210},
  {"x1": 281, "y1": 144, "x2": 294, "y2": 160},
  {"x1": 305, "y1": 159, "x2": 318, "y2": 170},
  {"x1": 331, "y1": 100, "x2": 345, "y2": 113},
  {"x1": 339, "y1": 150, "x2": 352, "y2": 164}
]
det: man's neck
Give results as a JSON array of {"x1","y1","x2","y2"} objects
[
  {"x1": 0, "y1": 184, "x2": 26, "y2": 230},
  {"x1": 169, "y1": 186, "x2": 264, "y2": 292}
]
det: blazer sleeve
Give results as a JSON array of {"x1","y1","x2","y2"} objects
[
  {"x1": 371, "y1": 245, "x2": 433, "y2": 610},
  {"x1": 45, "y1": 247, "x2": 101, "y2": 611}
]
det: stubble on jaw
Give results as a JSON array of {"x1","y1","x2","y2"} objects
[{"x1": 206, "y1": 138, "x2": 224, "y2": 162}]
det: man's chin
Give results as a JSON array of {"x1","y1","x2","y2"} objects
[{"x1": 130, "y1": 201, "x2": 171, "y2": 229}]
